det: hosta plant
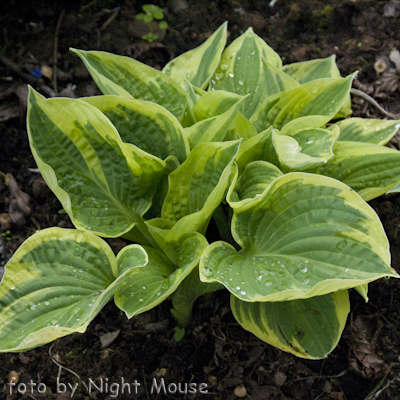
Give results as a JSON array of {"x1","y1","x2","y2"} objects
[{"x1": 1, "y1": 22, "x2": 400, "y2": 359}]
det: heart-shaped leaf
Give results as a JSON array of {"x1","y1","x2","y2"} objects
[
  {"x1": 27, "y1": 88, "x2": 165, "y2": 238},
  {"x1": 231, "y1": 290, "x2": 350, "y2": 359},
  {"x1": 200, "y1": 173, "x2": 397, "y2": 302},
  {"x1": 0, "y1": 228, "x2": 147, "y2": 352}
]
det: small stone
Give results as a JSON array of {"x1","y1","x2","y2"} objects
[
  {"x1": 234, "y1": 384, "x2": 247, "y2": 398},
  {"x1": 7, "y1": 370, "x2": 20, "y2": 384}
]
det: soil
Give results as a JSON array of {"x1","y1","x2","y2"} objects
[{"x1": 1, "y1": 1, "x2": 400, "y2": 399}]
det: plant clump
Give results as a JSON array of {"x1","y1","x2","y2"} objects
[{"x1": 0, "y1": 22, "x2": 400, "y2": 359}]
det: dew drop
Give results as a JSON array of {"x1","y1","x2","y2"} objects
[
  {"x1": 76, "y1": 318, "x2": 80, "y2": 321},
  {"x1": 240, "y1": 290, "x2": 247, "y2": 295},
  {"x1": 139, "y1": 298, "x2": 144, "y2": 302},
  {"x1": 44, "y1": 301, "x2": 50, "y2": 306},
  {"x1": 142, "y1": 285, "x2": 146, "y2": 290},
  {"x1": 10, "y1": 286, "x2": 15, "y2": 290},
  {"x1": 336, "y1": 240, "x2": 347, "y2": 250},
  {"x1": 305, "y1": 136, "x2": 316, "y2": 144},
  {"x1": 229, "y1": 73, "x2": 234, "y2": 78},
  {"x1": 235, "y1": 285, "x2": 241, "y2": 291},
  {"x1": 264, "y1": 281, "x2": 272, "y2": 286},
  {"x1": 130, "y1": 292, "x2": 135, "y2": 297}
]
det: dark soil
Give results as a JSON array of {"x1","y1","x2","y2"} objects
[{"x1": 1, "y1": 1, "x2": 400, "y2": 399}]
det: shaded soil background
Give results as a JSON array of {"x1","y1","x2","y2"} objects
[{"x1": 1, "y1": 0, "x2": 400, "y2": 399}]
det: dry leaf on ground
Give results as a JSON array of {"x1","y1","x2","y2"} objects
[
  {"x1": 4, "y1": 173, "x2": 31, "y2": 225},
  {"x1": 345, "y1": 314, "x2": 387, "y2": 378}
]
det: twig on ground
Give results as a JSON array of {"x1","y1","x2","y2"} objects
[
  {"x1": 100, "y1": 7, "x2": 120, "y2": 31},
  {"x1": 0, "y1": 54, "x2": 56, "y2": 97},
  {"x1": 350, "y1": 88, "x2": 399, "y2": 119},
  {"x1": 53, "y1": 10, "x2": 65, "y2": 95},
  {"x1": 48, "y1": 342, "x2": 92, "y2": 396}
]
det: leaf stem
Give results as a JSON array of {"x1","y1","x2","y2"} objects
[
  {"x1": 132, "y1": 217, "x2": 163, "y2": 252},
  {"x1": 213, "y1": 205, "x2": 239, "y2": 249}
]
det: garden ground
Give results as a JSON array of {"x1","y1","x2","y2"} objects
[{"x1": 1, "y1": 1, "x2": 400, "y2": 399}]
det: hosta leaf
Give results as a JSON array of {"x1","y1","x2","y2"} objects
[
  {"x1": 115, "y1": 233, "x2": 209, "y2": 318},
  {"x1": 280, "y1": 115, "x2": 328, "y2": 136},
  {"x1": 71, "y1": 48, "x2": 190, "y2": 119},
  {"x1": 162, "y1": 140, "x2": 241, "y2": 235},
  {"x1": 115, "y1": 246, "x2": 174, "y2": 317},
  {"x1": 0, "y1": 228, "x2": 147, "y2": 352},
  {"x1": 334, "y1": 118, "x2": 400, "y2": 145},
  {"x1": 193, "y1": 90, "x2": 243, "y2": 120},
  {"x1": 27, "y1": 88, "x2": 165, "y2": 238},
  {"x1": 272, "y1": 127, "x2": 339, "y2": 172},
  {"x1": 162, "y1": 22, "x2": 227, "y2": 89},
  {"x1": 290, "y1": 125, "x2": 339, "y2": 162},
  {"x1": 231, "y1": 290, "x2": 350, "y2": 359},
  {"x1": 319, "y1": 141, "x2": 400, "y2": 201},
  {"x1": 171, "y1": 266, "x2": 223, "y2": 327},
  {"x1": 210, "y1": 27, "x2": 282, "y2": 119},
  {"x1": 282, "y1": 55, "x2": 352, "y2": 119},
  {"x1": 387, "y1": 182, "x2": 400, "y2": 194},
  {"x1": 250, "y1": 74, "x2": 355, "y2": 132},
  {"x1": 192, "y1": 90, "x2": 258, "y2": 141},
  {"x1": 200, "y1": 173, "x2": 397, "y2": 302},
  {"x1": 183, "y1": 79, "x2": 201, "y2": 105},
  {"x1": 261, "y1": 58, "x2": 299, "y2": 96},
  {"x1": 236, "y1": 127, "x2": 338, "y2": 174},
  {"x1": 185, "y1": 95, "x2": 248, "y2": 147},
  {"x1": 230, "y1": 161, "x2": 283, "y2": 204},
  {"x1": 226, "y1": 111, "x2": 259, "y2": 141},
  {"x1": 282, "y1": 55, "x2": 341, "y2": 84},
  {"x1": 82, "y1": 95, "x2": 190, "y2": 163},
  {"x1": 235, "y1": 127, "x2": 276, "y2": 173}
]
